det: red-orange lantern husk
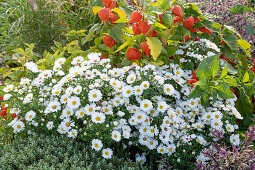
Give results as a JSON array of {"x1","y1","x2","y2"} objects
[
  {"x1": 98, "y1": 8, "x2": 110, "y2": 24},
  {"x1": 132, "y1": 23, "x2": 141, "y2": 35},
  {"x1": 183, "y1": 16, "x2": 194, "y2": 30},
  {"x1": 138, "y1": 21, "x2": 151, "y2": 36},
  {"x1": 172, "y1": 6, "x2": 182, "y2": 17},
  {"x1": 102, "y1": 0, "x2": 113, "y2": 8},
  {"x1": 103, "y1": 35, "x2": 116, "y2": 48},
  {"x1": 109, "y1": 13, "x2": 117, "y2": 24},
  {"x1": 127, "y1": 48, "x2": 142, "y2": 60},
  {"x1": 141, "y1": 42, "x2": 151, "y2": 55},
  {"x1": 173, "y1": 16, "x2": 183, "y2": 24},
  {"x1": 130, "y1": 11, "x2": 143, "y2": 22},
  {"x1": 199, "y1": 26, "x2": 213, "y2": 34},
  {"x1": 148, "y1": 30, "x2": 158, "y2": 37}
]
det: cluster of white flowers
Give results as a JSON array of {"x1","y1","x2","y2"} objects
[
  {"x1": 176, "y1": 39, "x2": 221, "y2": 61},
  {"x1": 3, "y1": 52, "x2": 242, "y2": 164}
]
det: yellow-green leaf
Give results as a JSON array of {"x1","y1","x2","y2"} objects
[
  {"x1": 150, "y1": 60, "x2": 164, "y2": 66},
  {"x1": 112, "y1": 8, "x2": 126, "y2": 18},
  {"x1": 115, "y1": 17, "x2": 129, "y2": 23},
  {"x1": 115, "y1": 38, "x2": 135, "y2": 52},
  {"x1": 243, "y1": 72, "x2": 249, "y2": 82},
  {"x1": 92, "y1": 6, "x2": 102, "y2": 15},
  {"x1": 238, "y1": 39, "x2": 251, "y2": 50},
  {"x1": 146, "y1": 37, "x2": 162, "y2": 61},
  {"x1": 154, "y1": 22, "x2": 167, "y2": 29}
]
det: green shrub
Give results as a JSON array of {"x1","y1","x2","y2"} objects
[
  {"x1": 0, "y1": 133, "x2": 146, "y2": 170},
  {"x1": 0, "y1": 0, "x2": 95, "y2": 54}
]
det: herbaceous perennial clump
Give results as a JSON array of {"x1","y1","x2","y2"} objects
[{"x1": 3, "y1": 52, "x2": 243, "y2": 166}]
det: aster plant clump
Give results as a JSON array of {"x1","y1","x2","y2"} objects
[
  {"x1": 195, "y1": 125, "x2": 255, "y2": 169},
  {"x1": 2, "y1": 53, "x2": 245, "y2": 168}
]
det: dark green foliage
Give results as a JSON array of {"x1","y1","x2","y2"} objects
[{"x1": 0, "y1": 134, "x2": 146, "y2": 170}]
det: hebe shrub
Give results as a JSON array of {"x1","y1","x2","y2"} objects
[{"x1": 0, "y1": 133, "x2": 145, "y2": 170}]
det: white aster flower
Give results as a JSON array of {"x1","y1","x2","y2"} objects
[
  {"x1": 230, "y1": 134, "x2": 240, "y2": 146},
  {"x1": 12, "y1": 120, "x2": 25, "y2": 133},
  {"x1": 122, "y1": 86, "x2": 133, "y2": 97},
  {"x1": 75, "y1": 108, "x2": 85, "y2": 119},
  {"x1": 25, "y1": 110, "x2": 36, "y2": 121},
  {"x1": 163, "y1": 84, "x2": 175, "y2": 96},
  {"x1": 67, "y1": 96, "x2": 81, "y2": 109},
  {"x1": 225, "y1": 124, "x2": 235, "y2": 132},
  {"x1": 102, "y1": 148, "x2": 113, "y2": 159},
  {"x1": 140, "y1": 99, "x2": 153, "y2": 111},
  {"x1": 88, "y1": 89, "x2": 102, "y2": 102},
  {"x1": 46, "y1": 121, "x2": 54, "y2": 130},
  {"x1": 91, "y1": 112, "x2": 106, "y2": 124},
  {"x1": 111, "y1": 130, "x2": 121, "y2": 142},
  {"x1": 68, "y1": 129, "x2": 78, "y2": 138},
  {"x1": 91, "y1": 139, "x2": 103, "y2": 151},
  {"x1": 126, "y1": 74, "x2": 136, "y2": 84}
]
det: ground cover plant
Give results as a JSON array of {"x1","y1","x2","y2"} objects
[
  {"x1": 0, "y1": 133, "x2": 145, "y2": 169},
  {"x1": 0, "y1": 0, "x2": 255, "y2": 169}
]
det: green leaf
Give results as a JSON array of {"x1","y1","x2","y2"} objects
[
  {"x1": 243, "y1": 72, "x2": 249, "y2": 82},
  {"x1": 230, "y1": 5, "x2": 253, "y2": 13},
  {"x1": 146, "y1": 37, "x2": 162, "y2": 61},
  {"x1": 94, "y1": 36, "x2": 102, "y2": 46},
  {"x1": 221, "y1": 65, "x2": 228, "y2": 77},
  {"x1": 238, "y1": 87, "x2": 253, "y2": 118},
  {"x1": 223, "y1": 32, "x2": 238, "y2": 50},
  {"x1": 12, "y1": 48, "x2": 25, "y2": 55},
  {"x1": 248, "y1": 22, "x2": 254, "y2": 35},
  {"x1": 202, "y1": 92, "x2": 210, "y2": 105},
  {"x1": 115, "y1": 38, "x2": 135, "y2": 52},
  {"x1": 183, "y1": 62, "x2": 194, "y2": 71},
  {"x1": 189, "y1": 86, "x2": 203, "y2": 98},
  {"x1": 150, "y1": 59, "x2": 164, "y2": 66},
  {"x1": 194, "y1": 78, "x2": 208, "y2": 89},
  {"x1": 162, "y1": 14, "x2": 172, "y2": 27},
  {"x1": 225, "y1": 76, "x2": 237, "y2": 87},
  {"x1": 54, "y1": 41, "x2": 62, "y2": 49},
  {"x1": 196, "y1": 59, "x2": 212, "y2": 79},
  {"x1": 121, "y1": 58, "x2": 132, "y2": 66},
  {"x1": 160, "y1": 0, "x2": 169, "y2": 10},
  {"x1": 213, "y1": 85, "x2": 234, "y2": 99},
  {"x1": 210, "y1": 56, "x2": 219, "y2": 77},
  {"x1": 166, "y1": 45, "x2": 178, "y2": 56},
  {"x1": 83, "y1": 24, "x2": 101, "y2": 44},
  {"x1": 108, "y1": 25, "x2": 124, "y2": 43}
]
